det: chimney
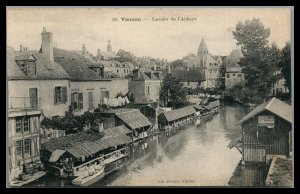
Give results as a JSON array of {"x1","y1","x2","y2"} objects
[
  {"x1": 82, "y1": 44, "x2": 86, "y2": 54},
  {"x1": 107, "y1": 40, "x2": 112, "y2": 52},
  {"x1": 97, "y1": 49, "x2": 101, "y2": 57},
  {"x1": 133, "y1": 69, "x2": 140, "y2": 79},
  {"x1": 154, "y1": 65, "x2": 157, "y2": 71},
  {"x1": 167, "y1": 65, "x2": 171, "y2": 74},
  {"x1": 41, "y1": 27, "x2": 54, "y2": 62},
  {"x1": 20, "y1": 45, "x2": 23, "y2": 52}
]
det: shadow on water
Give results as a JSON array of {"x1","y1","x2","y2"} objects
[{"x1": 26, "y1": 102, "x2": 258, "y2": 187}]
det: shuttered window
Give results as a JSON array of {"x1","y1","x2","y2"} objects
[
  {"x1": 54, "y1": 86, "x2": 68, "y2": 104},
  {"x1": 78, "y1": 93, "x2": 83, "y2": 110},
  {"x1": 88, "y1": 91, "x2": 93, "y2": 110},
  {"x1": 71, "y1": 92, "x2": 83, "y2": 110},
  {"x1": 62, "y1": 87, "x2": 68, "y2": 103}
]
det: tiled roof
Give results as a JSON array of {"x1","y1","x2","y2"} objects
[
  {"x1": 161, "y1": 105, "x2": 197, "y2": 122},
  {"x1": 115, "y1": 109, "x2": 153, "y2": 130},
  {"x1": 103, "y1": 125, "x2": 133, "y2": 136},
  {"x1": 53, "y1": 48, "x2": 109, "y2": 81},
  {"x1": 171, "y1": 67, "x2": 206, "y2": 82},
  {"x1": 133, "y1": 68, "x2": 160, "y2": 81},
  {"x1": 7, "y1": 47, "x2": 70, "y2": 80},
  {"x1": 237, "y1": 97, "x2": 292, "y2": 124},
  {"x1": 42, "y1": 131, "x2": 131, "y2": 159}
]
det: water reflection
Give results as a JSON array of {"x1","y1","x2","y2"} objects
[{"x1": 27, "y1": 103, "x2": 249, "y2": 187}]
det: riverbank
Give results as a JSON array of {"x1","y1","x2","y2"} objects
[{"x1": 265, "y1": 156, "x2": 293, "y2": 187}]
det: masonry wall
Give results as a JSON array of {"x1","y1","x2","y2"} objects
[
  {"x1": 70, "y1": 79, "x2": 128, "y2": 115},
  {"x1": 8, "y1": 113, "x2": 41, "y2": 180},
  {"x1": 225, "y1": 72, "x2": 244, "y2": 89},
  {"x1": 144, "y1": 80, "x2": 161, "y2": 103},
  {"x1": 8, "y1": 79, "x2": 70, "y2": 117}
]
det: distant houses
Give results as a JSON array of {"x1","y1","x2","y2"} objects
[
  {"x1": 129, "y1": 68, "x2": 162, "y2": 105},
  {"x1": 223, "y1": 49, "x2": 244, "y2": 90}
]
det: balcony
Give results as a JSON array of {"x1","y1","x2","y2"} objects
[{"x1": 8, "y1": 97, "x2": 41, "y2": 111}]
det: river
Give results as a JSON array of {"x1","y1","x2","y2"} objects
[{"x1": 27, "y1": 102, "x2": 250, "y2": 187}]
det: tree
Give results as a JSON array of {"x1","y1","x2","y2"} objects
[
  {"x1": 160, "y1": 73, "x2": 189, "y2": 109},
  {"x1": 170, "y1": 59, "x2": 186, "y2": 69},
  {"x1": 114, "y1": 49, "x2": 135, "y2": 63},
  {"x1": 278, "y1": 42, "x2": 291, "y2": 94},
  {"x1": 233, "y1": 18, "x2": 279, "y2": 102}
]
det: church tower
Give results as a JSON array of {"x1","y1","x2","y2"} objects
[
  {"x1": 197, "y1": 37, "x2": 208, "y2": 57},
  {"x1": 107, "y1": 40, "x2": 112, "y2": 52}
]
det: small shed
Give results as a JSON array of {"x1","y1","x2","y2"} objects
[
  {"x1": 237, "y1": 97, "x2": 292, "y2": 163},
  {"x1": 158, "y1": 105, "x2": 197, "y2": 128}
]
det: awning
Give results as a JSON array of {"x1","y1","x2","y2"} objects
[{"x1": 49, "y1": 149, "x2": 66, "y2": 162}]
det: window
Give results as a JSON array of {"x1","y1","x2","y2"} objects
[
  {"x1": 146, "y1": 86, "x2": 150, "y2": 95},
  {"x1": 117, "y1": 69, "x2": 119, "y2": 73},
  {"x1": 88, "y1": 91, "x2": 94, "y2": 110},
  {"x1": 23, "y1": 117, "x2": 30, "y2": 132},
  {"x1": 24, "y1": 139, "x2": 31, "y2": 157},
  {"x1": 71, "y1": 92, "x2": 83, "y2": 110},
  {"x1": 16, "y1": 118, "x2": 22, "y2": 133},
  {"x1": 18, "y1": 62, "x2": 28, "y2": 75},
  {"x1": 233, "y1": 74, "x2": 236, "y2": 76},
  {"x1": 124, "y1": 69, "x2": 126, "y2": 73},
  {"x1": 54, "y1": 86, "x2": 68, "y2": 104},
  {"x1": 16, "y1": 140, "x2": 23, "y2": 157},
  {"x1": 238, "y1": 74, "x2": 241, "y2": 77},
  {"x1": 226, "y1": 74, "x2": 230, "y2": 78}
]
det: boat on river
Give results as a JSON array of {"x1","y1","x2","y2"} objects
[
  {"x1": 201, "y1": 100, "x2": 220, "y2": 117},
  {"x1": 71, "y1": 148, "x2": 128, "y2": 186},
  {"x1": 71, "y1": 163, "x2": 105, "y2": 186}
]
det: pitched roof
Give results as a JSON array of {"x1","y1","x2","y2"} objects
[
  {"x1": 7, "y1": 47, "x2": 27, "y2": 79},
  {"x1": 103, "y1": 125, "x2": 133, "y2": 136},
  {"x1": 53, "y1": 47, "x2": 109, "y2": 81},
  {"x1": 237, "y1": 97, "x2": 292, "y2": 124},
  {"x1": 198, "y1": 38, "x2": 208, "y2": 56},
  {"x1": 162, "y1": 105, "x2": 197, "y2": 122},
  {"x1": 8, "y1": 47, "x2": 70, "y2": 80},
  {"x1": 171, "y1": 67, "x2": 206, "y2": 82},
  {"x1": 114, "y1": 109, "x2": 153, "y2": 130},
  {"x1": 42, "y1": 131, "x2": 131, "y2": 159},
  {"x1": 133, "y1": 68, "x2": 160, "y2": 81}
]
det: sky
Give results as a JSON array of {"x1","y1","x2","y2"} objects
[{"x1": 7, "y1": 7, "x2": 292, "y2": 61}]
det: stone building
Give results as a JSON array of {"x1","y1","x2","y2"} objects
[
  {"x1": 129, "y1": 68, "x2": 162, "y2": 105},
  {"x1": 182, "y1": 38, "x2": 226, "y2": 89},
  {"x1": 224, "y1": 49, "x2": 245, "y2": 90},
  {"x1": 53, "y1": 47, "x2": 129, "y2": 115}
]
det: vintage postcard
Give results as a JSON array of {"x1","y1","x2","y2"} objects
[{"x1": 6, "y1": 7, "x2": 293, "y2": 187}]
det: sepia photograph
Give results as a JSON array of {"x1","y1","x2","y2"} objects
[{"x1": 6, "y1": 7, "x2": 293, "y2": 187}]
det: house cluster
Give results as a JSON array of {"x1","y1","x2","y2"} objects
[
  {"x1": 176, "y1": 38, "x2": 289, "y2": 94},
  {"x1": 7, "y1": 27, "x2": 163, "y2": 184}
]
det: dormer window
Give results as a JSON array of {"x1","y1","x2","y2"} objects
[{"x1": 16, "y1": 57, "x2": 37, "y2": 76}]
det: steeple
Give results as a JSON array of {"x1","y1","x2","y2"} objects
[{"x1": 197, "y1": 37, "x2": 208, "y2": 56}]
